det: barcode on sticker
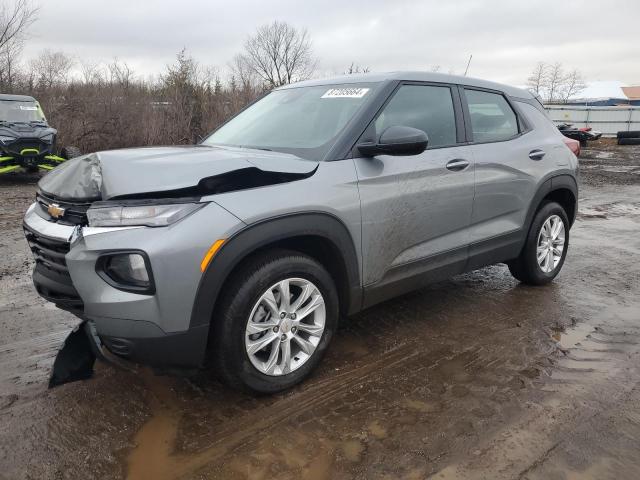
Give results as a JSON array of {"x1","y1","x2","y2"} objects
[{"x1": 321, "y1": 88, "x2": 370, "y2": 99}]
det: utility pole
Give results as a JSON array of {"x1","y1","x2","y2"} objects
[{"x1": 464, "y1": 55, "x2": 473, "y2": 76}]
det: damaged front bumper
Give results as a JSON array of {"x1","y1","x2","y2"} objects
[{"x1": 23, "y1": 199, "x2": 243, "y2": 380}]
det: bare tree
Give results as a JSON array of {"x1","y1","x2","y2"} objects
[
  {"x1": 344, "y1": 62, "x2": 370, "y2": 74},
  {"x1": 559, "y1": 69, "x2": 587, "y2": 103},
  {"x1": 544, "y1": 62, "x2": 565, "y2": 103},
  {"x1": 231, "y1": 53, "x2": 260, "y2": 90},
  {"x1": 527, "y1": 62, "x2": 587, "y2": 104},
  {"x1": 0, "y1": 39, "x2": 23, "y2": 90},
  {"x1": 108, "y1": 58, "x2": 135, "y2": 88},
  {"x1": 527, "y1": 62, "x2": 547, "y2": 95},
  {"x1": 30, "y1": 49, "x2": 74, "y2": 88},
  {"x1": 79, "y1": 60, "x2": 105, "y2": 85},
  {"x1": 0, "y1": 0, "x2": 38, "y2": 53},
  {"x1": 239, "y1": 21, "x2": 316, "y2": 88}
]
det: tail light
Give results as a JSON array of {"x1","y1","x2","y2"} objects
[{"x1": 562, "y1": 137, "x2": 580, "y2": 157}]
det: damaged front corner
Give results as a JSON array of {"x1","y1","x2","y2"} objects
[{"x1": 38, "y1": 153, "x2": 103, "y2": 201}]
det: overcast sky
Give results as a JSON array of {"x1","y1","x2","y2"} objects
[{"x1": 21, "y1": 0, "x2": 640, "y2": 86}]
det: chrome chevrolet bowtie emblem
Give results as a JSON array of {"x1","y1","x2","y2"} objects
[{"x1": 47, "y1": 203, "x2": 65, "y2": 219}]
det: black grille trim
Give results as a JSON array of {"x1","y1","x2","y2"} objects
[
  {"x1": 24, "y1": 223, "x2": 83, "y2": 310},
  {"x1": 4, "y1": 138, "x2": 50, "y2": 156},
  {"x1": 36, "y1": 190, "x2": 91, "y2": 226}
]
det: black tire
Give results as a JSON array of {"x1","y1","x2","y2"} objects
[
  {"x1": 211, "y1": 249, "x2": 339, "y2": 394},
  {"x1": 60, "y1": 146, "x2": 82, "y2": 159},
  {"x1": 617, "y1": 130, "x2": 640, "y2": 139},
  {"x1": 618, "y1": 138, "x2": 640, "y2": 146},
  {"x1": 579, "y1": 139, "x2": 588, "y2": 147},
  {"x1": 508, "y1": 202, "x2": 570, "y2": 286}
]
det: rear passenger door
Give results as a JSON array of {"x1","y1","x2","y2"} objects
[
  {"x1": 461, "y1": 88, "x2": 539, "y2": 268},
  {"x1": 354, "y1": 83, "x2": 475, "y2": 300}
]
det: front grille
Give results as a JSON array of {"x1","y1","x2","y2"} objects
[
  {"x1": 5, "y1": 138, "x2": 49, "y2": 156},
  {"x1": 24, "y1": 223, "x2": 83, "y2": 310},
  {"x1": 36, "y1": 191, "x2": 91, "y2": 226}
]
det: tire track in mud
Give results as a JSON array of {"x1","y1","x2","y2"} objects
[
  {"x1": 0, "y1": 329, "x2": 71, "y2": 391},
  {"x1": 428, "y1": 315, "x2": 640, "y2": 480},
  {"x1": 126, "y1": 336, "x2": 489, "y2": 479},
  {"x1": 126, "y1": 290, "x2": 557, "y2": 479}
]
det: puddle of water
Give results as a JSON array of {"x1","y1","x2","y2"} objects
[
  {"x1": 551, "y1": 323, "x2": 594, "y2": 350},
  {"x1": 404, "y1": 398, "x2": 440, "y2": 413},
  {"x1": 126, "y1": 371, "x2": 180, "y2": 480},
  {"x1": 368, "y1": 420, "x2": 388, "y2": 439},
  {"x1": 342, "y1": 439, "x2": 365, "y2": 462}
]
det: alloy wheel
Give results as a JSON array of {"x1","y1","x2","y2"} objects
[
  {"x1": 536, "y1": 215, "x2": 565, "y2": 273},
  {"x1": 244, "y1": 278, "x2": 326, "y2": 376}
]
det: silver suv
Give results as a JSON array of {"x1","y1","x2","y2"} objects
[{"x1": 23, "y1": 72, "x2": 578, "y2": 393}]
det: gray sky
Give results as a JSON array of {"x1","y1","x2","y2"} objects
[{"x1": 22, "y1": 0, "x2": 640, "y2": 85}]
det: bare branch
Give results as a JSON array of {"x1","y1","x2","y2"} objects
[
  {"x1": 0, "y1": 0, "x2": 39, "y2": 53},
  {"x1": 527, "y1": 62, "x2": 547, "y2": 96},
  {"x1": 240, "y1": 21, "x2": 316, "y2": 88}
]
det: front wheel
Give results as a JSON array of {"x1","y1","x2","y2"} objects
[
  {"x1": 211, "y1": 250, "x2": 339, "y2": 394},
  {"x1": 60, "y1": 146, "x2": 82, "y2": 160},
  {"x1": 508, "y1": 202, "x2": 570, "y2": 285}
]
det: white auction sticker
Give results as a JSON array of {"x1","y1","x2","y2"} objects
[
  {"x1": 321, "y1": 88, "x2": 370, "y2": 99},
  {"x1": 19, "y1": 106, "x2": 38, "y2": 111}
]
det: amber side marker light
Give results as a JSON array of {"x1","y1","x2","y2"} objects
[{"x1": 200, "y1": 239, "x2": 225, "y2": 272}]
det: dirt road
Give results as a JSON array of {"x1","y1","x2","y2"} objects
[{"x1": 1, "y1": 140, "x2": 639, "y2": 479}]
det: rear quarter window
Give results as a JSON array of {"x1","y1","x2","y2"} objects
[{"x1": 465, "y1": 89, "x2": 519, "y2": 143}]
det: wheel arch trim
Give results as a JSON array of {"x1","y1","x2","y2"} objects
[
  {"x1": 189, "y1": 211, "x2": 362, "y2": 331},
  {"x1": 524, "y1": 174, "x2": 578, "y2": 238}
]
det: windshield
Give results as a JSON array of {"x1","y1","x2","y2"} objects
[
  {"x1": 203, "y1": 83, "x2": 378, "y2": 161},
  {"x1": 0, "y1": 100, "x2": 47, "y2": 123}
]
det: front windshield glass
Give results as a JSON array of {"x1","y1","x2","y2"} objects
[
  {"x1": 203, "y1": 83, "x2": 378, "y2": 161},
  {"x1": 0, "y1": 100, "x2": 46, "y2": 123}
]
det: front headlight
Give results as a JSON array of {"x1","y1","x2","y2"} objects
[
  {"x1": 40, "y1": 133, "x2": 55, "y2": 143},
  {"x1": 0, "y1": 135, "x2": 15, "y2": 143},
  {"x1": 87, "y1": 202, "x2": 205, "y2": 227}
]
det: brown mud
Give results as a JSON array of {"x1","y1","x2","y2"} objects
[{"x1": 0, "y1": 142, "x2": 639, "y2": 479}]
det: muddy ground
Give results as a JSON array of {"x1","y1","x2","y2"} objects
[{"x1": 0, "y1": 139, "x2": 639, "y2": 480}]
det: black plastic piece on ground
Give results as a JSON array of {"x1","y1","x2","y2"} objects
[{"x1": 48, "y1": 324, "x2": 96, "y2": 388}]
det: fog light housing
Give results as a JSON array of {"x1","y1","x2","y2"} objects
[{"x1": 96, "y1": 252, "x2": 155, "y2": 294}]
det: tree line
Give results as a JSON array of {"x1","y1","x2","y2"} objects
[{"x1": 0, "y1": 1, "x2": 316, "y2": 153}]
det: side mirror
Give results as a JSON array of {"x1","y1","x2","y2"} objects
[{"x1": 357, "y1": 126, "x2": 428, "y2": 157}]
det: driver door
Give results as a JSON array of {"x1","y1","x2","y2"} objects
[{"x1": 353, "y1": 83, "x2": 475, "y2": 305}]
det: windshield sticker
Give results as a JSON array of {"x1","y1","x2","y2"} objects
[
  {"x1": 19, "y1": 106, "x2": 38, "y2": 111},
  {"x1": 321, "y1": 88, "x2": 370, "y2": 99}
]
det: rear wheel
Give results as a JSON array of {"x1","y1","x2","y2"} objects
[
  {"x1": 211, "y1": 250, "x2": 339, "y2": 394},
  {"x1": 508, "y1": 202, "x2": 569, "y2": 285}
]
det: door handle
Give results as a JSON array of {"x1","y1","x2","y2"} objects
[
  {"x1": 446, "y1": 159, "x2": 470, "y2": 171},
  {"x1": 529, "y1": 149, "x2": 546, "y2": 160}
]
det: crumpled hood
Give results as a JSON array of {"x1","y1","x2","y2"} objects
[{"x1": 38, "y1": 145, "x2": 318, "y2": 201}]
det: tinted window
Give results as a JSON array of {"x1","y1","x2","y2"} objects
[
  {"x1": 465, "y1": 89, "x2": 519, "y2": 142},
  {"x1": 374, "y1": 85, "x2": 457, "y2": 148}
]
